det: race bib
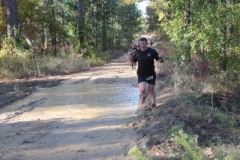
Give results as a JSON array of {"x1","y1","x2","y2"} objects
[{"x1": 146, "y1": 76, "x2": 153, "y2": 81}]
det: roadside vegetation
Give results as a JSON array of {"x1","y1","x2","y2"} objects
[
  {"x1": 129, "y1": 0, "x2": 240, "y2": 159},
  {"x1": 129, "y1": 37, "x2": 240, "y2": 160},
  {"x1": 0, "y1": 37, "x2": 124, "y2": 79}
]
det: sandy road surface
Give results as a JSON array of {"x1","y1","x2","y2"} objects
[{"x1": 0, "y1": 56, "x2": 141, "y2": 160}]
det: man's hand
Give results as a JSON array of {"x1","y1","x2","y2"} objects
[{"x1": 159, "y1": 57, "x2": 164, "y2": 63}]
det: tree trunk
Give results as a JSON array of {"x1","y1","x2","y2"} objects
[
  {"x1": 48, "y1": 0, "x2": 57, "y2": 54},
  {"x1": 78, "y1": 0, "x2": 84, "y2": 44},
  {"x1": 0, "y1": 0, "x2": 4, "y2": 48},
  {"x1": 60, "y1": 0, "x2": 65, "y2": 46},
  {"x1": 41, "y1": 27, "x2": 48, "y2": 51},
  {"x1": 5, "y1": 0, "x2": 18, "y2": 38},
  {"x1": 94, "y1": 2, "x2": 99, "y2": 49},
  {"x1": 220, "y1": 0, "x2": 228, "y2": 71},
  {"x1": 109, "y1": 0, "x2": 114, "y2": 50},
  {"x1": 102, "y1": 2, "x2": 107, "y2": 51},
  {"x1": 61, "y1": 0, "x2": 64, "y2": 26},
  {"x1": 90, "y1": 0, "x2": 95, "y2": 47}
]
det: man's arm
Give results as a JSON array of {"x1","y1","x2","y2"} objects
[{"x1": 153, "y1": 49, "x2": 164, "y2": 63}]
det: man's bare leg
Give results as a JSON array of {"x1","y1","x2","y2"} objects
[
  {"x1": 148, "y1": 83, "x2": 156, "y2": 107},
  {"x1": 139, "y1": 82, "x2": 147, "y2": 104}
]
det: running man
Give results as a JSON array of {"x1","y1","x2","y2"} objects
[{"x1": 126, "y1": 37, "x2": 163, "y2": 109}]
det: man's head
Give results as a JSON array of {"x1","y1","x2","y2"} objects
[{"x1": 139, "y1": 37, "x2": 148, "y2": 51}]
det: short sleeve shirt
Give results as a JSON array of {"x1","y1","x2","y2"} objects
[{"x1": 133, "y1": 47, "x2": 159, "y2": 76}]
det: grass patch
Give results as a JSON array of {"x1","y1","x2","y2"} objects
[
  {"x1": 172, "y1": 129, "x2": 205, "y2": 160},
  {"x1": 213, "y1": 112, "x2": 237, "y2": 128},
  {"x1": 128, "y1": 145, "x2": 150, "y2": 160},
  {"x1": 0, "y1": 50, "x2": 90, "y2": 79}
]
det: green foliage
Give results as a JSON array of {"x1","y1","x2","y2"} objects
[
  {"x1": 207, "y1": 70, "x2": 239, "y2": 93},
  {"x1": 213, "y1": 112, "x2": 237, "y2": 128},
  {"x1": 0, "y1": 38, "x2": 16, "y2": 57},
  {"x1": 155, "y1": 0, "x2": 240, "y2": 108},
  {"x1": 4, "y1": 0, "x2": 141, "y2": 52},
  {"x1": 0, "y1": 38, "x2": 35, "y2": 78},
  {"x1": 128, "y1": 145, "x2": 150, "y2": 160},
  {"x1": 150, "y1": 0, "x2": 240, "y2": 73},
  {"x1": 116, "y1": 3, "x2": 142, "y2": 44},
  {"x1": 172, "y1": 129, "x2": 205, "y2": 160},
  {"x1": 146, "y1": 4, "x2": 160, "y2": 32},
  {"x1": 214, "y1": 146, "x2": 239, "y2": 160},
  {"x1": 168, "y1": 122, "x2": 185, "y2": 137}
]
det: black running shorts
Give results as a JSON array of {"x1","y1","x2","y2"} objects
[{"x1": 138, "y1": 74, "x2": 156, "y2": 85}]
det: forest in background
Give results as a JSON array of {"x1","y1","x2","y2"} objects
[{"x1": 0, "y1": 0, "x2": 142, "y2": 78}]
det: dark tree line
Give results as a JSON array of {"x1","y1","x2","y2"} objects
[{"x1": 0, "y1": 0, "x2": 141, "y2": 54}]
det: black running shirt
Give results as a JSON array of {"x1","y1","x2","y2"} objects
[{"x1": 133, "y1": 47, "x2": 160, "y2": 76}]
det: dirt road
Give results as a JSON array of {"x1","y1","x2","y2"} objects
[{"x1": 0, "y1": 56, "x2": 141, "y2": 160}]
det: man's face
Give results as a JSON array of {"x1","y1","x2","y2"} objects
[{"x1": 140, "y1": 40, "x2": 148, "y2": 51}]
